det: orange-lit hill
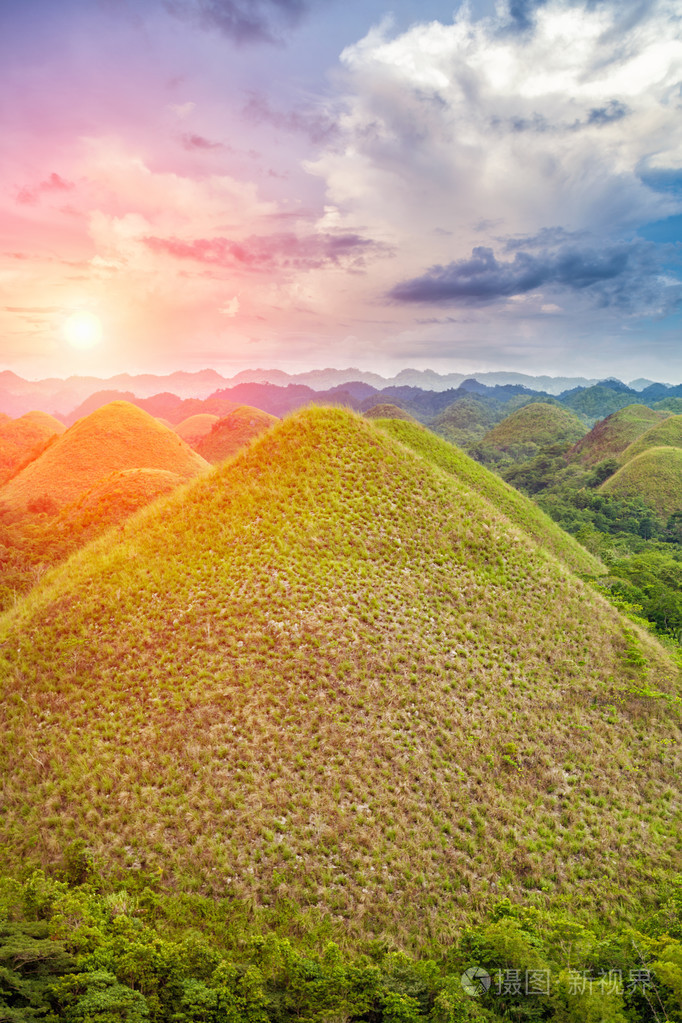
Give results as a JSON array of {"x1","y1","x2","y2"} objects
[
  {"x1": 0, "y1": 401, "x2": 208, "y2": 515},
  {"x1": 56, "y1": 467, "x2": 185, "y2": 542},
  {"x1": 173, "y1": 414, "x2": 220, "y2": 449},
  {"x1": 0, "y1": 411, "x2": 66, "y2": 486},
  {"x1": 196, "y1": 405, "x2": 278, "y2": 464}
]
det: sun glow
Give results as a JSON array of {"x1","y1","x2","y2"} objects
[{"x1": 64, "y1": 311, "x2": 103, "y2": 350}]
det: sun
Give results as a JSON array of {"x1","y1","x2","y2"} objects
[{"x1": 63, "y1": 311, "x2": 103, "y2": 350}]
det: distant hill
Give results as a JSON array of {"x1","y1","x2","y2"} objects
[
  {"x1": 0, "y1": 401, "x2": 209, "y2": 516},
  {"x1": 195, "y1": 406, "x2": 278, "y2": 464},
  {"x1": 427, "y1": 396, "x2": 501, "y2": 448},
  {"x1": 600, "y1": 447, "x2": 682, "y2": 516},
  {"x1": 173, "y1": 414, "x2": 220, "y2": 448},
  {"x1": 363, "y1": 403, "x2": 415, "y2": 421},
  {"x1": 558, "y1": 382, "x2": 642, "y2": 422},
  {"x1": 570, "y1": 404, "x2": 669, "y2": 466},
  {"x1": 1, "y1": 408, "x2": 678, "y2": 945},
  {"x1": 0, "y1": 412, "x2": 66, "y2": 486},
  {"x1": 482, "y1": 403, "x2": 587, "y2": 451},
  {"x1": 620, "y1": 414, "x2": 682, "y2": 463}
]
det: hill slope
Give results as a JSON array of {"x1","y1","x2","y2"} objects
[
  {"x1": 600, "y1": 446, "x2": 682, "y2": 516},
  {"x1": 570, "y1": 404, "x2": 669, "y2": 466},
  {"x1": 482, "y1": 402, "x2": 587, "y2": 451},
  {"x1": 621, "y1": 414, "x2": 682, "y2": 463},
  {"x1": 0, "y1": 408, "x2": 679, "y2": 946},
  {"x1": 195, "y1": 405, "x2": 278, "y2": 464},
  {"x1": 376, "y1": 418, "x2": 601, "y2": 576},
  {"x1": 0, "y1": 401, "x2": 208, "y2": 514},
  {"x1": 0, "y1": 411, "x2": 65, "y2": 486}
]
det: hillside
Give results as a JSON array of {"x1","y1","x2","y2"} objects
[
  {"x1": 0, "y1": 411, "x2": 65, "y2": 486},
  {"x1": 195, "y1": 405, "x2": 278, "y2": 464},
  {"x1": 482, "y1": 402, "x2": 587, "y2": 451},
  {"x1": 173, "y1": 413, "x2": 219, "y2": 448},
  {"x1": 570, "y1": 404, "x2": 669, "y2": 466},
  {"x1": 0, "y1": 401, "x2": 208, "y2": 515},
  {"x1": 600, "y1": 446, "x2": 682, "y2": 516},
  {"x1": 428, "y1": 395, "x2": 501, "y2": 448},
  {"x1": 56, "y1": 467, "x2": 185, "y2": 541},
  {"x1": 620, "y1": 414, "x2": 682, "y2": 463},
  {"x1": 0, "y1": 407, "x2": 679, "y2": 948}
]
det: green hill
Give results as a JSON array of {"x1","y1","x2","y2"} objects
[
  {"x1": 620, "y1": 414, "x2": 682, "y2": 463},
  {"x1": 0, "y1": 408, "x2": 680, "y2": 948},
  {"x1": 428, "y1": 396, "x2": 500, "y2": 448},
  {"x1": 363, "y1": 403, "x2": 415, "y2": 421},
  {"x1": 570, "y1": 404, "x2": 669, "y2": 466},
  {"x1": 482, "y1": 403, "x2": 587, "y2": 452},
  {"x1": 600, "y1": 446, "x2": 682, "y2": 516}
]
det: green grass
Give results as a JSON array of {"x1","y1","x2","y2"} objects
[
  {"x1": 621, "y1": 413, "x2": 682, "y2": 463},
  {"x1": 376, "y1": 417, "x2": 602, "y2": 576},
  {"x1": 570, "y1": 404, "x2": 669, "y2": 466},
  {"x1": 0, "y1": 407, "x2": 680, "y2": 950},
  {"x1": 600, "y1": 446, "x2": 682, "y2": 516},
  {"x1": 482, "y1": 403, "x2": 587, "y2": 451}
]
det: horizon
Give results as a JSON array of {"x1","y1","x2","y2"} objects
[{"x1": 1, "y1": 0, "x2": 681, "y2": 380}]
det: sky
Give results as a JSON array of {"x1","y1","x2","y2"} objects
[{"x1": 1, "y1": 0, "x2": 681, "y2": 381}]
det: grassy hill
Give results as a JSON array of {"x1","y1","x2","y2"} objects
[
  {"x1": 173, "y1": 413, "x2": 220, "y2": 448},
  {"x1": 600, "y1": 446, "x2": 682, "y2": 516},
  {"x1": 570, "y1": 404, "x2": 669, "y2": 466},
  {"x1": 363, "y1": 403, "x2": 415, "y2": 421},
  {"x1": 0, "y1": 412, "x2": 65, "y2": 486},
  {"x1": 0, "y1": 401, "x2": 208, "y2": 516},
  {"x1": 621, "y1": 414, "x2": 682, "y2": 463},
  {"x1": 376, "y1": 418, "x2": 601, "y2": 576},
  {"x1": 482, "y1": 402, "x2": 587, "y2": 452},
  {"x1": 0, "y1": 408, "x2": 679, "y2": 949},
  {"x1": 195, "y1": 405, "x2": 278, "y2": 464},
  {"x1": 427, "y1": 396, "x2": 500, "y2": 448}
]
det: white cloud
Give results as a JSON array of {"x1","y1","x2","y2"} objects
[{"x1": 309, "y1": 0, "x2": 682, "y2": 256}]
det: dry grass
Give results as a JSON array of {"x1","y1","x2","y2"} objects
[
  {"x1": 0, "y1": 407, "x2": 680, "y2": 949},
  {"x1": 0, "y1": 401, "x2": 209, "y2": 514},
  {"x1": 195, "y1": 405, "x2": 278, "y2": 464},
  {"x1": 0, "y1": 412, "x2": 66, "y2": 486},
  {"x1": 173, "y1": 414, "x2": 220, "y2": 448},
  {"x1": 570, "y1": 404, "x2": 669, "y2": 466}
]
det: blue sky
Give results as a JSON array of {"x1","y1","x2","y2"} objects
[{"x1": 0, "y1": 0, "x2": 681, "y2": 380}]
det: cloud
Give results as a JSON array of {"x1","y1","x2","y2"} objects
[
  {"x1": 16, "y1": 172, "x2": 74, "y2": 205},
  {"x1": 388, "y1": 238, "x2": 681, "y2": 315},
  {"x1": 181, "y1": 133, "x2": 224, "y2": 150},
  {"x1": 143, "y1": 231, "x2": 390, "y2": 272},
  {"x1": 165, "y1": 0, "x2": 309, "y2": 45},
  {"x1": 242, "y1": 93, "x2": 338, "y2": 145}
]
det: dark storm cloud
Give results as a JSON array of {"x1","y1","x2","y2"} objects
[
  {"x1": 164, "y1": 0, "x2": 310, "y2": 45},
  {"x1": 387, "y1": 239, "x2": 681, "y2": 313},
  {"x1": 242, "y1": 92, "x2": 339, "y2": 145},
  {"x1": 144, "y1": 231, "x2": 391, "y2": 271}
]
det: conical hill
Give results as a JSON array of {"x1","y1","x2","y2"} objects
[
  {"x1": 482, "y1": 402, "x2": 587, "y2": 450},
  {"x1": 600, "y1": 446, "x2": 682, "y2": 516},
  {"x1": 570, "y1": 404, "x2": 669, "y2": 466},
  {"x1": 195, "y1": 405, "x2": 278, "y2": 464},
  {"x1": 0, "y1": 401, "x2": 209, "y2": 514},
  {"x1": 620, "y1": 413, "x2": 682, "y2": 463},
  {"x1": 0, "y1": 411, "x2": 66, "y2": 485},
  {"x1": 173, "y1": 414, "x2": 219, "y2": 448},
  {"x1": 0, "y1": 408, "x2": 680, "y2": 946}
]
